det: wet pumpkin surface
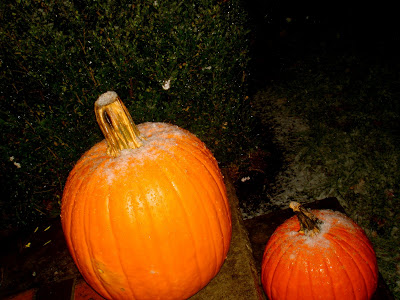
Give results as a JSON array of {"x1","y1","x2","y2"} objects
[{"x1": 243, "y1": 197, "x2": 395, "y2": 300}]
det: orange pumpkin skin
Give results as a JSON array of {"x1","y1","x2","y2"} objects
[
  {"x1": 261, "y1": 209, "x2": 378, "y2": 300},
  {"x1": 61, "y1": 122, "x2": 232, "y2": 300}
]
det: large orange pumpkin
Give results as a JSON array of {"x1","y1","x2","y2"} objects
[
  {"x1": 261, "y1": 202, "x2": 378, "y2": 300},
  {"x1": 61, "y1": 91, "x2": 232, "y2": 300}
]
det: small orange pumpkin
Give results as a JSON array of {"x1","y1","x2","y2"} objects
[
  {"x1": 261, "y1": 202, "x2": 378, "y2": 300},
  {"x1": 61, "y1": 91, "x2": 232, "y2": 299}
]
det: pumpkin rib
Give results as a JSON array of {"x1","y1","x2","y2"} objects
[
  {"x1": 297, "y1": 249, "x2": 310, "y2": 299},
  {"x1": 278, "y1": 239, "x2": 305, "y2": 297},
  {"x1": 319, "y1": 213, "x2": 377, "y2": 264},
  {"x1": 109, "y1": 154, "x2": 184, "y2": 299},
  {"x1": 335, "y1": 229, "x2": 377, "y2": 268},
  {"x1": 267, "y1": 238, "x2": 299, "y2": 297},
  {"x1": 261, "y1": 235, "x2": 284, "y2": 272},
  {"x1": 106, "y1": 155, "x2": 174, "y2": 299},
  {"x1": 66, "y1": 166, "x2": 106, "y2": 297},
  {"x1": 282, "y1": 245, "x2": 302, "y2": 299},
  {"x1": 173, "y1": 141, "x2": 230, "y2": 262},
  {"x1": 65, "y1": 161, "x2": 101, "y2": 263},
  {"x1": 104, "y1": 167, "x2": 139, "y2": 299},
  {"x1": 312, "y1": 244, "x2": 342, "y2": 300},
  {"x1": 323, "y1": 224, "x2": 368, "y2": 299},
  {"x1": 307, "y1": 253, "x2": 338, "y2": 299},
  {"x1": 62, "y1": 150, "x2": 105, "y2": 235},
  {"x1": 167, "y1": 127, "x2": 227, "y2": 210},
  {"x1": 175, "y1": 141, "x2": 230, "y2": 220},
  {"x1": 118, "y1": 172, "x2": 164, "y2": 299},
  {"x1": 317, "y1": 212, "x2": 377, "y2": 272},
  {"x1": 303, "y1": 250, "x2": 315, "y2": 299},
  {"x1": 266, "y1": 241, "x2": 282, "y2": 298},
  {"x1": 183, "y1": 155, "x2": 228, "y2": 266},
  {"x1": 171, "y1": 134, "x2": 228, "y2": 205},
  {"x1": 320, "y1": 212, "x2": 377, "y2": 299},
  {"x1": 262, "y1": 224, "x2": 295, "y2": 268},
  {"x1": 189, "y1": 148, "x2": 231, "y2": 220},
  {"x1": 67, "y1": 142, "x2": 107, "y2": 175},
  {"x1": 325, "y1": 237, "x2": 358, "y2": 299},
  {"x1": 306, "y1": 251, "x2": 328, "y2": 300},
  {"x1": 85, "y1": 159, "x2": 121, "y2": 299},
  {"x1": 135, "y1": 146, "x2": 205, "y2": 292},
  {"x1": 155, "y1": 158, "x2": 207, "y2": 291},
  {"x1": 321, "y1": 254, "x2": 336, "y2": 299},
  {"x1": 336, "y1": 227, "x2": 377, "y2": 272},
  {"x1": 186, "y1": 172, "x2": 224, "y2": 278},
  {"x1": 328, "y1": 227, "x2": 378, "y2": 279},
  {"x1": 330, "y1": 225, "x2": 376, "y2": 255},
  {"x1": 132, "y1": 173, "x2": 172, "y2": 298},
  {"x1": 167, "y1": 143, "x2": 224, "y2": 278},
  {"x1": 77, "y1": 156, "x2": 136, "y2": 300},
  {"x1": 162, "y1": 137, "x2": 229, "y2": 295},
  {"x1": 325, "y1": 233, "x2": 373, "y2": 299},
  {"x1": 89, "y1": 196, "x2": 119, "y2": 300}
]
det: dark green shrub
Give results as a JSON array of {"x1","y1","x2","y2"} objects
[{"x1": 0, "y1": 0, "x2": 251, "y2": 228}]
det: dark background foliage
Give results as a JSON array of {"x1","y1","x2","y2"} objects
[{"x1": 0, "y1": 0, "x2": 252, "y2": 229}]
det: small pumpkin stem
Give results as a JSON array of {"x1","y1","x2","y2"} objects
[
  {"x1": 95, "y1": 91, "x2": 144, "y2": 157},
  {"x1": 289, "y1": 202, "x2": 323, "y2": 237}
]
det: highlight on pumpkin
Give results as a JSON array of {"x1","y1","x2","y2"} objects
[{"x1": 95, "y1": 91, "x2": 145, "y2": 157}]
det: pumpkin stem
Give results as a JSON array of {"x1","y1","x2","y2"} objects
[
  {"x1": 289, "y1": 202, "x2": 322, "y2": 237},
  {"x1": 95, "y1": 91, "x2": 144, "y2": 157}
]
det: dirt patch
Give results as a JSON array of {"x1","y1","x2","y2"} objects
[{"x1": 0, "y1": 217, "x2": 81, "y2": 298}]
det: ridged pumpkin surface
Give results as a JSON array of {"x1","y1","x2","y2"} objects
[
  {"x1": 261, "y1": 208, "x2": 378, "y2": 300},
  {"x1": 61, "y1": 122, "x2": 232, "y2": 300}
]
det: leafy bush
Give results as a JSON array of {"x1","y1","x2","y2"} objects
[{"x1": 0, "y1": 0, "x2": 251, "y2": 228}]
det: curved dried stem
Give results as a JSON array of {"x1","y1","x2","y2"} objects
[{"x1": 95, "y1": 91, "x2": 144, "y2": 157}]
